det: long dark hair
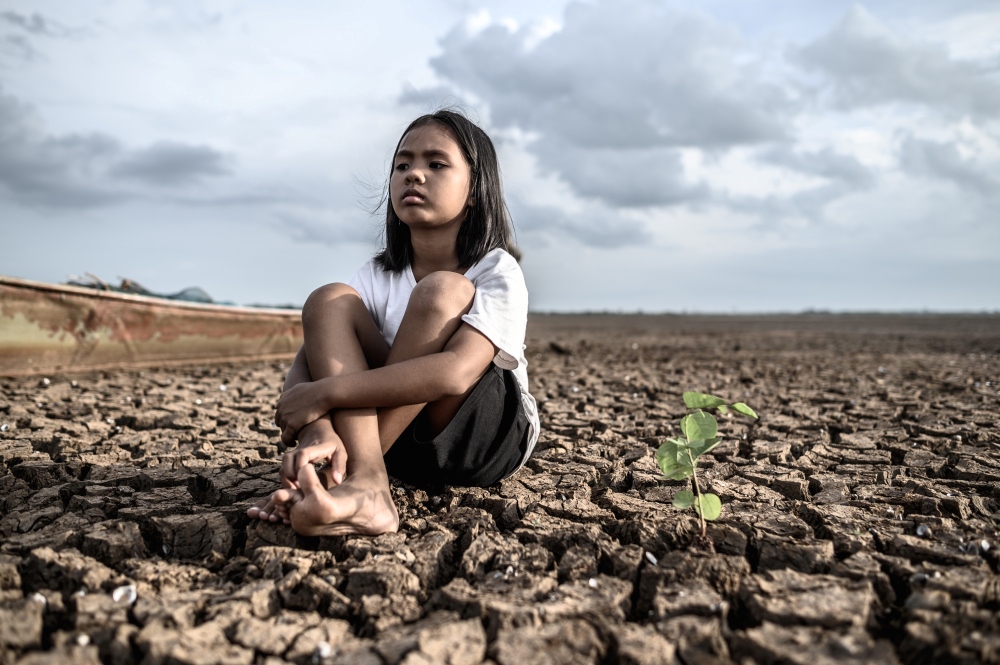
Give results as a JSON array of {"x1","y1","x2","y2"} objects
[{"x1": 373, "y1": 109, "x2": 520, "y2": 273}]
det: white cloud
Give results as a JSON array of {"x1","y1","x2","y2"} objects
[{"x1": 795, "y1": 6, "x2": 1000, "y2": 119}]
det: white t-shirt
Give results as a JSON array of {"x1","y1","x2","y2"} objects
[{"x1": 347, "y1": 248, "x2": 539, "y2": 467}]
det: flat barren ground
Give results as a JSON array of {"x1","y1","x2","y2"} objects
[{"x1": 2, "y1": 314, "x2": 999, "y2": 665}]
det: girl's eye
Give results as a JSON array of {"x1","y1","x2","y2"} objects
[
  {"x1": 395, "y1": 163, "x2": 408, "y2": 171},
  {"x1": 430, "y1": 162, "x2": 446, "y2": 169}
]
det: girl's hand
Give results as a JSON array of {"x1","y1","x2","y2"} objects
[
  {"x1": 279, "y1": 417, "x2": 347, "y2": 488},
  {"x1": 275, "y1": 378, "x2": 334, "y2": 444}
]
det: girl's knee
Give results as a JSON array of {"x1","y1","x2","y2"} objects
[
  {"x1": 302, "y1": 282, "x2": 362, "y2": 322},
  {"x1": 409, "y1": 272, "x2": 475, "y2": 315}
]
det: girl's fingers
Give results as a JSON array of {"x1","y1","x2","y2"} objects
[
  {"x1": 297, "y1": 462, "x2": 324, "y2": 494},
  {"x1": 330, "y1": 444, "x2": 348, "y2": 485}
]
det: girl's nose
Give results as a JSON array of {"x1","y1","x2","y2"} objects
[{"x1": 405, "y1": 168, "x2": 425, "y2": 184}]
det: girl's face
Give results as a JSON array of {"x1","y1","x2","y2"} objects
[{"x1": 391, "y1": 123, "x2": 472, "y2": 230}]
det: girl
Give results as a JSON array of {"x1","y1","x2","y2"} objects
[{"x1": 247, "y1": 110, "x2": 539, "y2": 536}]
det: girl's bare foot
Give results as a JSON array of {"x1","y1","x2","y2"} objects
[{"x1": 276, "y1": 463, "x2": 399, "y2": 536}]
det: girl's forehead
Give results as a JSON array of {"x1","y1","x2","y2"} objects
[{"x1": 397, "y1": 123, "x2": 462, "y2": 155}]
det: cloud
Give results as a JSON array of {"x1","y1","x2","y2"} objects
[
  {"x1": 531, "y1": 138, "x2": 708, "y2": 208},
  {"x1": 110, "y1": 142, "x2": 230, "y2": 186},
  {"x1": 433, "y1": 3, "x2": 790, "y2": 150},
  {"x1": 899, "y1": 135, "x2": 998, "y2": 195},
  {"x1": 761, "y1": 146, "x2": 876, "y2": 190},
  {"x1": 0, "y1": 11, "x2": 85, "y2": 63},
  {"x1": 509, "y1": 197, "x2": 653, "y2": 249},
  {"x1": 425, "y1": 1, "x2": 792, "y2": 210},
  {"x1": 795, "y1": 6, "x2": 1000, "y2": 119},
  {"x1": 731, "y1": 145, "x2": 878, "y2": 221},
  {"x1": 0, "y1": 85, "x2": 238, "y2": 208},
  {"x1": 0, "y1": 86, "x2": 123, "y2": 207}
]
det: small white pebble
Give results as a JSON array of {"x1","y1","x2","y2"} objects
[
  {"x1": 195, "y1": 399, "x2": 202, "y2": 405},
  {"x1": 0, "y1": 424, "x2": 8, "y2": 433},
  {"x1": 916, "y1": 524, "x2": 931, "y2": 538},
  {"x1": 645, "y1": 552, "x2": 658, "y2": 566},
  {"x1": 677, "y1": 591, "x2": 686, "y2": 597},
  {"x1": 886, "y1": 508, "x2": 894, "y2": 517},
  {"x1": 71, "y1": 380, "x2": 78, "y2": 388},
  {"x1": 219, "y1": 384, "x2": 227, "y2": 391},
  {"x1": 42, "y1": 377, "x2": 51, "y2": 386},
  {"x1": 631, "y1": 343, "x2": 638, "y2": 349},
  {"x1": 30, "y1": 592, "x2": 47, "y2": 608},
  {"x1": 571, "y1": 386, "x2": 580, "y2": 393},
  {"x1": 76, "y1": 634, "x2": 90, "y2": 647},
  {"x1": 982, "y1": 540, "x2": 991, "y2": 552},
  {"x1": 312, "y1": 641, "x2": 332, "y2": 665},
  {"x1": 74, "y1": 588, "x2": 87, "y2": 597},
  {"x1": 588, "y1": 578, "x2": 598, "y2": 588},
  {"x1": 112, "y1": 584, "x2": 137, "y2": 605},
  {"x1": 162, "y1": 544, "x2": 171, "y2": 555},
  {"x1": 105, "y1": 418, "x2": 114, "y2": 424}
]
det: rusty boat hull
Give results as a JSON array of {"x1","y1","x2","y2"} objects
[{"x1": 0, "y1": 276, "x2": 302, "y2": 376}]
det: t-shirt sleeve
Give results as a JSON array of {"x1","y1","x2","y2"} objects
[{"x1": 461, "y1": 268, "x2": 528, "y2": 370}]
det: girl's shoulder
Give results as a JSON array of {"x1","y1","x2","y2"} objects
[{"x1": 465, "y1": 248, "x2": 522, "y2": 281}]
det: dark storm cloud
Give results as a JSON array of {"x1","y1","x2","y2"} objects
[
  {"x1": 0, "y1": 86, "x2": 235, "y2": 208},
  {"x1": 110, "y1": 142, "x2": 230, "y2": 186},
  {"x1": 899, "y1": 135, "x2": 998, "y2": 196},
  {"x1": 433, "y1": 3, "x2": 791, "y2": 150},
  {"x1": 0, "y1": 85, "x2": 123, "y2": 207},
  {"x1": 426, "y1": 0, "x2": 791, "y2": 214},
  {"x1": 532, "y1": 138, "x2": 709, "y2": 208},
  {"x1": 795, "y1": 6, "x2": 1000, "y2": 119}
]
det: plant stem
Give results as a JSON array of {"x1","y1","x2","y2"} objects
[{"x1": 688, "y1": 447, "x2": 706, "y2": 538}]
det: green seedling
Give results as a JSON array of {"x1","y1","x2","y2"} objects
[{"x1": 656, "y1": 391, "x2": 758, "y2": 538}]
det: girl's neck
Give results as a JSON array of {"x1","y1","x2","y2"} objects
[{"x1": 409, "y1": 225, "x2": 462, "y2": 281}]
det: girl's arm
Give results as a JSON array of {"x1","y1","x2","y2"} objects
[
  {"x1": 283, "y1": 346, "x2": 311, "y2": 390},
  {"x1": 275, "y1": 323, "x2": 496, "y2": 431}
]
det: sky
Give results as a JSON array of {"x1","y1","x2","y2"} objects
[{"x1": 1, "y1": 0, "x2": 998, "y2": 312}]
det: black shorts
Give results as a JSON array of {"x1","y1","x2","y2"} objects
[{"x1": 383, "y1": 364, "x2": 529, "y2": 490}]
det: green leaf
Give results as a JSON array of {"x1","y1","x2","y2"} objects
[
  {"x1": 672, "y1": 490, "x2": 694, "y2": 509},
  {"x1": 662, "y1": 464, "x2": 695, "y2": 481},
  {"x1": 683, "y1": 392, "x2": 727, "y2": 409},
  {"x1": 716, "y1": 405, "x2": 729, "y2": 415},
  {"x1": 694, "y1": 493, "x2": 722, "y2": 521},
  {"x1": 687, "y1": 437, "x2": 721, "y2": 458},
  {"x1": 656, "y1": 439, "x2": 694, "y2": 479},
  {"x1": 730, "y1": 402, "x2": 758, "y2": 419},
  {"x1": 681, "y1": 411, "x2": 718, "y2": 443}
]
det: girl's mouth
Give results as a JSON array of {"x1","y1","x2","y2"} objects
[{"x1": 401, "y1": 189, "x2": 425, "y2": 204}]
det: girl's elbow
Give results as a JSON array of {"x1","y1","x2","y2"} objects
[{"x1": 441, "y1": 364, "x2": 483, "y2": 396}]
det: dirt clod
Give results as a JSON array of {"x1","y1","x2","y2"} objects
[{"x1": 2, "y1": 314, "x2": 999, "y2": 664}]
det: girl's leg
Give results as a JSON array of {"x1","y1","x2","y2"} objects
[
  {"x1": 267, "y1": 272, "x2": 480, "y2": 536},
  {"x1": 374, "y1": 271, "x2": 479, "y2": 450}
]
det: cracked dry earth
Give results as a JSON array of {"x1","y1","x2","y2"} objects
[{"x1": 2, "y1": 314, "x2": 999, "y2": 665}]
